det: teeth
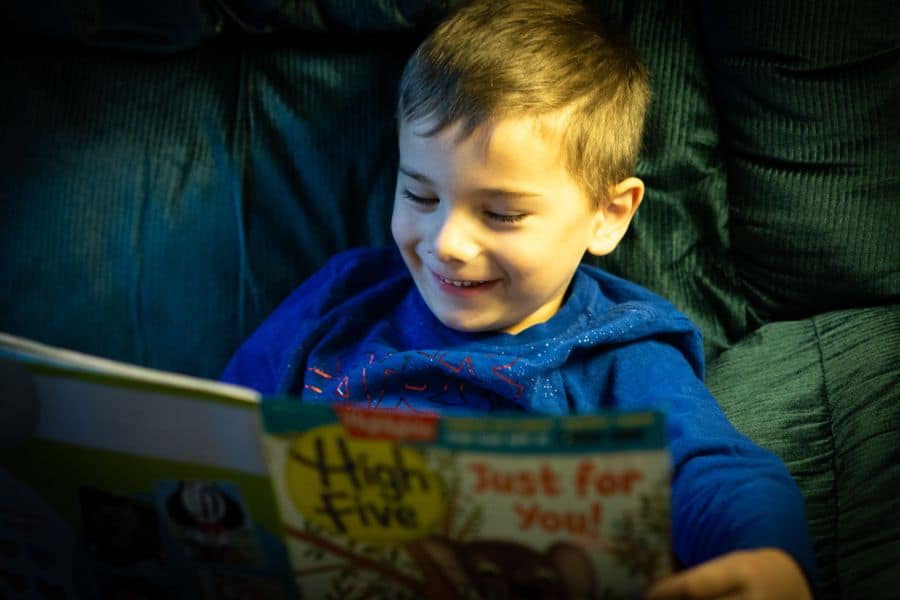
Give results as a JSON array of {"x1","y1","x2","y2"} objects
[{"x1": 441, "y1": 276, "x2": 486, "y2": 287}]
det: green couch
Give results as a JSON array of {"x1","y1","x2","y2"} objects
[{"x1": 2, "y1": 1, "x2": 898, "y2": 597}]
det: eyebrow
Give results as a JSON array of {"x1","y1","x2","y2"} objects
[
  {"x1": 398, "y1": 165, "x2": 432, "y2": 184},
  {"x1": 398, "y1": 164, "x2": 543, "y2": 199}
]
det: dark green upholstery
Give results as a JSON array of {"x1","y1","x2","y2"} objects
[
  {"x1": 699, "y1": 3, "x2": 900, "y2": 324},
  {"x1": 1, "y1": 46, "x2": 246, "y2": 376},
  {"x1": 814, "y1": 308, "x2": 900, "y2": 597},
  {"x1": 707, "y1": 307, "x2": 900, "y2": 599},
  {"x1": 2, "y1": 2, "x2": 897, "y2": 598},
  {"x1": 241, "y1": 47, "x2": 410, "y2": 315},
  {"x1": 593, "y1": 0, "x2": 746, "y2": 358}
]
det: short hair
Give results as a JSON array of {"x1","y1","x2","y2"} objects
[{"x1": 397, "y1": 0, "x2": 651, "y2": 207}]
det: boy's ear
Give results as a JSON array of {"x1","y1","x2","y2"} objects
[{"x1": 587, "y1": 177, "x2": 644, "y2": 256}]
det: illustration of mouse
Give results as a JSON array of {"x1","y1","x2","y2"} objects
[{"x1": 413, "y1": 537, "x2": 596, "y2": 600}]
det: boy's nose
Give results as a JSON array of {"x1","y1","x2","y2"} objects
[{"x1": 430, "y1": 211, "x2": 480, "y2": 264}]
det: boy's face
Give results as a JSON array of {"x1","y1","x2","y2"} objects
[{"x1": 392, "y1": 114, "x2": 614, "y2": 335}]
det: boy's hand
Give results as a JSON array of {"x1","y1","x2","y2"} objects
[{"x1": 644, "y1": 548, "x2": 812, "y2": 600}]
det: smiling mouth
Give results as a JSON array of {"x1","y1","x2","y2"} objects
[
  {"x1": 436, "y1": 274, "x2": 493, "y2": 288},
  {"x1": 426, "y1": 266, "x2": 499, "y2": 296}
]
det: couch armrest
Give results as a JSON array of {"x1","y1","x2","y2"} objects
[{"x1": 707, "y1": 305, "x2": 900, "y2": 599}]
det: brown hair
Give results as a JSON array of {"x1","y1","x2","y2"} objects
[{"x1": 397, "y1": 0, "x2": 650, "y2": 206}]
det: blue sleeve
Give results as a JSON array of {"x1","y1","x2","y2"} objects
[{"x1": 609, "y1": 339, "x2": 818, "y2": 589}]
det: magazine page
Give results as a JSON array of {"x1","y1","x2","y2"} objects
[
  {"x1": 262, "y1": 401, "x2": 672, "y2": 599},
  {"x1": 0, "y1": 333, "x2": 297, "y2": 599}
]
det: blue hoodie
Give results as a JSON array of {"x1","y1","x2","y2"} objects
[{"x1": 223, "y1": 246, "x2": 817, "y2": 586}]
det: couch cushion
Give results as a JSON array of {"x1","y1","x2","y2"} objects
[
  {"x1": 0, "y1": 46, "x2": 246, "y2": 378},
  {"x1": 217, "y1": 0, "x2": 459, "y2": 33},
  {"x1": 707, "y1": 305, "x2": 900, "y2": 599},
  {"x1": 236, "y1": 43, "x2": 417, "y2": 345},
  {"x1": 815, "y1": 306, "x2": 900, "y2": 596},
  {"x1": 587, "y1": 0, "x2": 746, "y2": 359},
  {"x1": 698, "y1": 2, "x2": 900, "y2": 324},
  {"x1": 2, "y1": 0, "x2": 462, "y2": 49},
  {"x1": 3, "y1": 1, "x2": 223, "y2": 52}
]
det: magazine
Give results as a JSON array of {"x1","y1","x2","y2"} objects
[
  {"x1": 1, "y1": 332, "x2": 671, "y2": 599},
  {"x1": 0, "y1": 333, "x2": 297, "y2": 599},
  {"x1": 262, "y1": 401, "x2": 671, "y2": 599}
]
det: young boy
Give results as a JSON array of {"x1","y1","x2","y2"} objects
[{"x1": 223, "y1": 1, "x2": 817, "y2": 597}]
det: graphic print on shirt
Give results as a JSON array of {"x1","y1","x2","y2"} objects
[{"x1": 302, "y1": 350, "x2": 527, "y2": 412}]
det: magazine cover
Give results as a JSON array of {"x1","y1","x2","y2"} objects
[
  {"x1": 0, "y1": 333, "x2": 298, "y2": 599},
  {"x1": 262, "y1": 400, "x2": 672, "y2": 599}
]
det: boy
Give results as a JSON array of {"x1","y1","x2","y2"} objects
[{"x1": 223, "y1": 1, "x2": 817, "y2": 597}]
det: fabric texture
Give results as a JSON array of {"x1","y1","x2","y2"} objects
[
  {"x1": 0, "y1": 45, "x2": 246, "y2": 378},
  {"x1": 239, "y1": 46, "x2": 412, "y2": 334},
  {"x1": 815, "y1": 306, "x2": 900, "y2": 598},
  {"x1": 590, "y1": 0, "x2": 745, "y2": 360},
  {"x1": 222, "y1": 246, "x2": 817, "y2": 586},
  {"x1": 707, "y1": 305, "x2": 900, "y2": 599},
  {"x1": 707, "y1": 319, "x2": 838, "y2": 596},
  {"x1": 698, "y1": 2, "x2": 900, "y2": 324},
  {"x1": 2, "y1": 0, "x2": 223, "y2": 52},
  {"x1": 0, "y1": 35, "x2": 415, "y2": 379}
]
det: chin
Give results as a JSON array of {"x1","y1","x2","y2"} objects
[{"x1": 434, "y1": 312, "x2": 499, "y2": 334}]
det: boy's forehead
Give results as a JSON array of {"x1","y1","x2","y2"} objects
[
  {"x1": 489, "y1": 113, "x2": 570, "y2": 157},
  {"x1": 400, "y1": 111, "x2": 570, "y2": 166}
]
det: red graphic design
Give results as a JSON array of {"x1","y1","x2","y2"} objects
[{"x1": 303, "y1": 351, "x2": 526, "y2": 410}]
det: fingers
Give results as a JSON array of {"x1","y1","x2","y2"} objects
[
  {"x1": 643, "y1": 548, "x2": 812, "y2": 600},
  {"x1": 644, "y1": 553, "x2": 743, "y2": 599}
]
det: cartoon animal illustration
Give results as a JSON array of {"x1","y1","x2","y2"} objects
[{"x1": 410, "y1": 537, "x2": 596, "y2": 600}]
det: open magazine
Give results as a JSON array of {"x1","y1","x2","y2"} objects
[
  {"x1": 1, "y1": 332, "x2": 672, "y2": 599},
  {"x1": 0, "y1": 333, "x2": 296, "y2": 599}
]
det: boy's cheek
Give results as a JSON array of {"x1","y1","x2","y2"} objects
[
  {"x1": 391, "y1": 215, "x2": 423, "y2": 267},
  {"x1": 390, "y1": 208, "x2": 410, "y2": 246}
]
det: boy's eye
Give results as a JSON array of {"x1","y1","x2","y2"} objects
[
  {"x1": 402, "y1": 190, "x2": 437, "y2": 206},
  {"x1": 486, "y1": 211, "x2": 526, "y2": 224}
]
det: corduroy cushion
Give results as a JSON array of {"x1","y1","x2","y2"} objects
[
  {"x1": 2, "y1": 0, "x2": 456, "y2": 49},
  {"x1": 707, "y1": 305, "x2": 900, "y2": 600},
  {"x1": 0, "y1": 40, "x2": 421, "y2": 379},
  {"x1": 697, "y1": 2, "x2": 900, "y2": 325},
  {"x1": 3, "y1": 1, "x2": 222, "y2": 53},
  {"x1": 237, "y1": 44, "x2": 412, "y2": 335},
  {"x1": 588, "y1": 0, "x2": 747, "y2": 359},
  {"x1": 0, "y1": 46, "x2": 248, "y2": 378}
]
